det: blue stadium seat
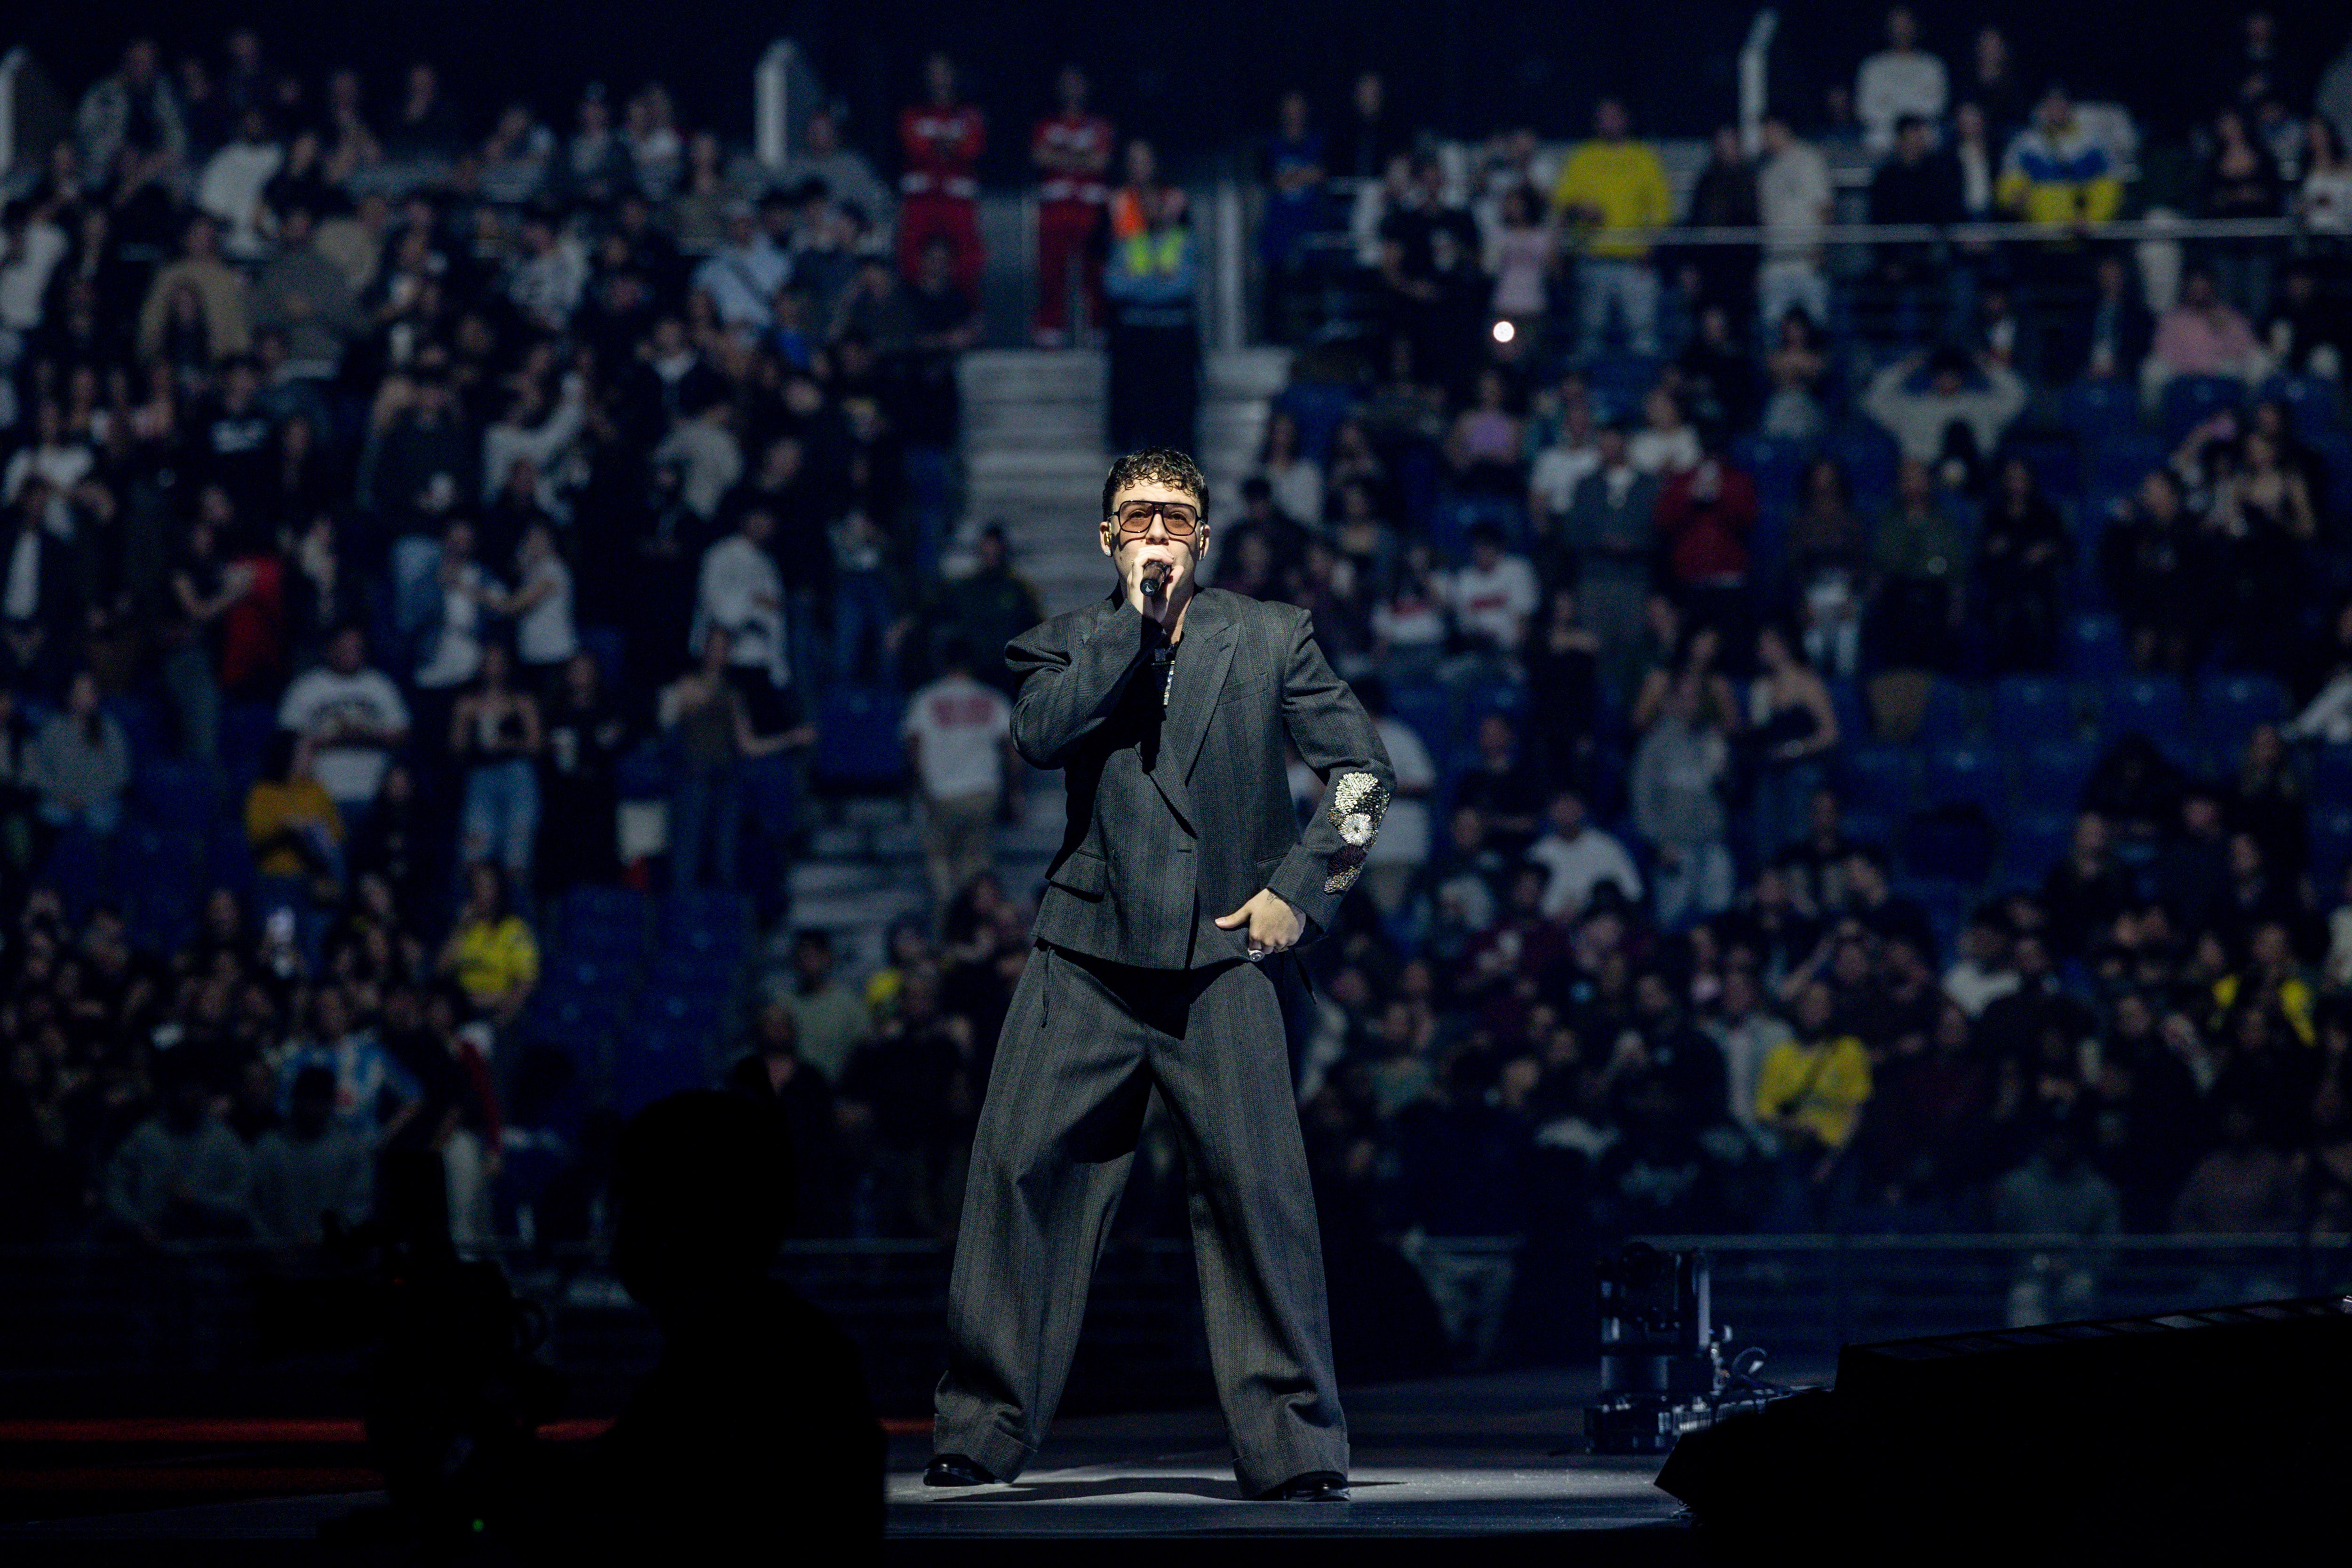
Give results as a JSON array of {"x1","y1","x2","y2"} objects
[
  {"x1": 2309, "y1": 432, "x2": 2352, "y2": 521},
  {"x1": 1828, "y1": 424, "x2": 1899, "y2": 509},
  {"x1": 1840, "y1": 808, "x2": 1898, "y2": 852},
  {"x1": 104, "y1": 692, "x2": 168, "y2": 766},
  {"x1": 2064, "y1": 614, "x2": 2128, "y2": 678},
  {"x1": 133, "y1": 760, "x2": 221, "y2": 831},
  {"x1": 1461, "y1": 679, "x2": 1529, "y2": 734},
  {"x1": 524, "y1": 987, "x2": 629, "y2": 1050},
  {"x1": 1915, "y1": 680, "x2": 1976, "y2": 748},
  {"x1": 637, "y1": 986, "x2": 723, "y2": 1030},
  {"x1": 1826, "y1": 676, "x2": 1869, "y2": 748},
  {"x1": 1587, "y1": 354, "x2": 1664, "y2": 420},
  {"x1": 41, "y1": 828, "x2": 111, "y2": 920},
  {"x1": 2017, "y1": 741, "x2": 2096, "y2": 812},
  {"x1": 1900, "y1": 807, "x2": 1995, "y2": 885},
  {"x1": 551, "y1": 953, "x2": 636, "y2": 997},
  {"x1": 2085, "y1": 436, "x2": 2166, "y2": 500},
  {"x1": 1843, "y1": 745, "x2": 1917, "y2": 820},
  {"x1": 204, "y1": 821, "x2": 255, "y2": 894},
  {"x1": 1733, "y1": 434, "x2": 1809, "y2": 512},
  {"x1": 2197, "y1": 673, "x2": 2289, "y2": 759},
  {"x1": 1274, "y1": 381, "x2": 1359, "y2": 463},
  {"x1": 614, "y1": 738, "x2": 674, "y2": 800},
  {"x1": 2059, "y1": 379, "x2": 2140, "y2": 445},
  {"x1": 739, "y1": 754, "x2": 799, "y2": 846},
  {"x1": 1386, "y1": 683, "x2": 1458, "y2": 775},
  {"x1": 812, "y1": 684, "x2": 908, "y2": 790},
  {"x1": 2315, "y1": 743, "x2": 2352, "y2": 798},
  {"x1": 220, "y1": 702, "x2": 279, "y2": 788},
  {"x1": 2098, "y1": 675, "x2": 2190, "y2": 747},
  {"x1": 562, "y1": 886, "x2": 648, "y2": 951},
  {"x1": 2001, "y1": 810, "x2": 2076, "y2": 883},
  {"x1": 2009, "y1": 435, "x2": 2082, "y2": 502},
  {"x1": 660, "y1": 887, "x2": 750, "y2": 958},
  {"x1": 647, "y1": 953, "x2": 738, "y2": 999},
  {"x1": 2312, "y1": 809, "x2": 2352, "y2": 891},
  {"x1": 1919, "y1": 745, "x2": 2009, "y2": 816},
  {"x1": 578, "y1": 624, "x2": 626, "y2": 695},
  {"x1": 121, "y1": 823, "x2": 202, "y2": 951},
  {"x1": 2257, "y1": 374, "x2": 2343, "y2": 444},
  {"x1": 2158, "y1": 374, "x2": 2247, "y2": 446},
  {"x1": 1992, "y1": 676, "x2": 2080, "y2": 748},
  {"x1": 613, "y1": 1020, "x2": 714, "y2": 1116}
]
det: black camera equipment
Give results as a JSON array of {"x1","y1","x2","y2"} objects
[{"x1": 1584, "y1": 1242, "x2": 1789, "y2": 1455}]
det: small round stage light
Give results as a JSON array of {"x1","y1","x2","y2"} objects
[{"x1": 1492, "y1": 320, "x2": 1516, "y2": 343}]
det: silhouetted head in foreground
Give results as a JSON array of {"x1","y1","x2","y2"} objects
[{"x1": 611, "y1": 1090, "x2": 790, "y2": 1323}]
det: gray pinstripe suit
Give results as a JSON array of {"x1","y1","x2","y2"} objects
[{"x1": 931, "y1": 588, "x2": 1394, "y2": 1493}]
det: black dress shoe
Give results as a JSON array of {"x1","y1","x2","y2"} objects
[
  {"x1": 1255, "y1": 1470, "x2": 1349, "y2": 1501},
  {"x1": 924, "y1": 1453, "x2": 998, "y2": 1487}
]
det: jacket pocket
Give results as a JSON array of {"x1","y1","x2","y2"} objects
[
  {"x1": 1216, "y1": 674, "x2": 1271, "y2": 708},
  {"x1": 1045, "y1": 848, "x2": 1108, "y2": 899}
]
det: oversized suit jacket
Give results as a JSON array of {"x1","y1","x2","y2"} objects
[{"x1": 1008, "y1": 587, "x2": 1395, "y2": 971}]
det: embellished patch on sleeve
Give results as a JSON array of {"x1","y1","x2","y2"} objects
[{"x1": 1323, "y1": 772, "x2": 1390, "y2": 893}]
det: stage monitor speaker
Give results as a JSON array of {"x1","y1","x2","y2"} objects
[{"x1": 1657, "y1": 1295, "x2": 2352, "y2": 1559}]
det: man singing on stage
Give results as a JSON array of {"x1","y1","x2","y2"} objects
[{"x1": 927, "y1": 448, "x2": 1392, "y2": 1502}]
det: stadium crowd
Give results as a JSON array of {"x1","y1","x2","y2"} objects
[
  {"x1": 1229, "y1": 8, "x2": 2352, "y2": 1292},
  {"x1": 0, "y1": 28, "x2": 1013, "y2": 1249},
  {"x1": 6, "y1": 14, "x2": 2352, "y2": 1326}
]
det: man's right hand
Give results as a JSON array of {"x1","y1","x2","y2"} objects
[{"x1": 1121, "y1": 547, "x2": 1185, "y2": 628}]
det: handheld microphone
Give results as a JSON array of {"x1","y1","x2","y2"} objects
[{"x1": 1140, "y1": 565, "x2": 1167, "y2": 599}]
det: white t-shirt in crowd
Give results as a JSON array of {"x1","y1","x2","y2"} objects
[
  {"x1": 1446, "y1": 554, "x2": 1542, "y2": 650},
  {"x1": 515, "y1": 553, "x2": 578, "y2": 667},
  {"x1": 1758, "y1": 140, "x2": 1833, "y2": 262},
  {"x1": 1855, "y1": 48, "x2": 1948, "y2": 153},
  {"x1": 278, "y1": 667, "x2": 411, "y2": 805},
  {"x1": 1367, "y1": 716, "x2": 1437, "y2": 867},
  {"x1": 902, "y1": 673, "x2": 1012, "y2": 801},
  {"x1": 0, "y1": 221, "x2": 70, "y2": 331},
  {"x1": 1530, "y1": 440, "x2": 1602, "y2": 516},
  {"x1": 690, "y1": 532, "x2": 787, "y2": 684},
  {"x1": 1372, "y1": 591, "x2": 1449, "y2": 650},
  {"x1": 2304, "y1": 168, "x2": 2352, "y2": 234},
  {"x1": 1263, "y1": 457, "x2": 1324, "y2": 528},
  {"x1": 1628, "y1": 425, "x2": 1702, "y2": 477},
  {"x1": 415, "y1": 564, "x2": 492, "y2": 690},
  {"x1": 5, "y1": 530, "x2": 44, "y2": 621},
  {"x1": 1525, "y1": 825, "x2": 1644, "y2": 919}
]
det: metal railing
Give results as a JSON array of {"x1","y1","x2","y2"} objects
[
  {"x1": 0, "y1": 1238, "x2": 1208, "y2": 1413},
  {"x1": 7, "y1": 1234, "x2": 2342, "y2": 1394},
  {"x1": 1634, "y1": 1233, "x2": 2352, "y2": 1353}
]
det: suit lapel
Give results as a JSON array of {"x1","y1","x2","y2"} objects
[{"x1": 1151, "y1": 591, "x2": 1238, "y2": 832}]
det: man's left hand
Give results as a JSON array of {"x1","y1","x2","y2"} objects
[{"x1": 1214, "y1": 888, "x2": 1304, "y2": 959}]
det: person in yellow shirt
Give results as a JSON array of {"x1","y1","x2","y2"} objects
[
  {"x1": 1994, "y1": 86, "x2": 2122, "y2": 230},
  {"x1": 2210, "y1": 921, "x2": 2316, "y2": 1045},
  {"x1": 244, "y1": 732, "x2": 344, "y2": 899},
  {"x1": 1549, "y1": 98, "x2": 1672, "y2": 359},
  {"x1": 439, "y1": 862, "x2": 540, "y2": 1023},
  {"x1": 1755, "y1": 981, "x2": 1874, "y2": 1226}
]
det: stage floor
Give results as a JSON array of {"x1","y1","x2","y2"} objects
[
  {"x1": 0, "y1": 1369, "x2": 1728, "y2": 1565},
  {"x1": 883, "y1": 1369, "x2": 1696, "y2": 1563}
]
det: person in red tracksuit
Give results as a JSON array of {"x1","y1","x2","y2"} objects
[
  {"x1": 1030, "y1": 65, "x2": 1113, "y2": 346},
  {"x1": 899, "y1": 53, "x2": 985, "y2": 296}
]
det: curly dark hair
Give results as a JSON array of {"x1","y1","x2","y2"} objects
[{"x1": 1101, "y1": 447, "x2": 1208, "y2": 519}]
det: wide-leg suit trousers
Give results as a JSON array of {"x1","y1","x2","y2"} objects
[{"x1": 932, "y1": 942, "x2": 1348, "y2": 1494}]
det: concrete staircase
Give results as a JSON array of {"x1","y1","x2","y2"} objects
[{"x1": 954, "y1": 347, "x2": 1294, "y2": 617}]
